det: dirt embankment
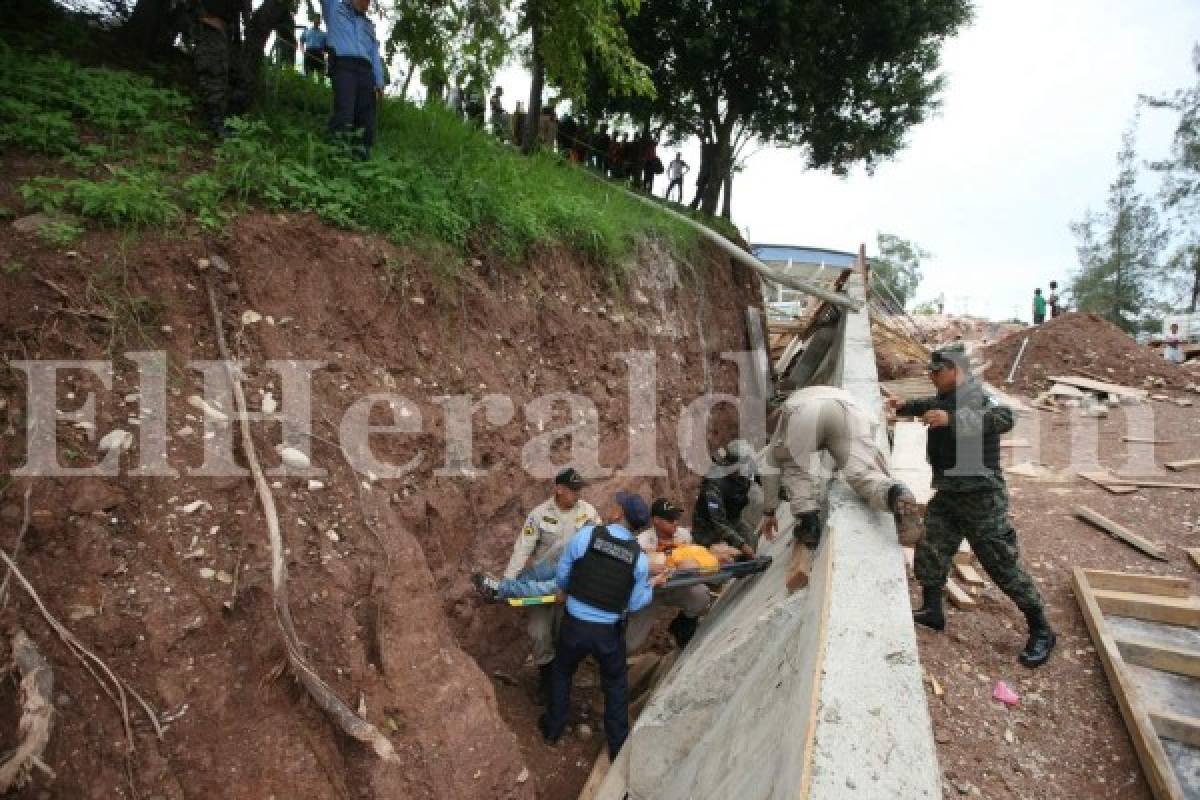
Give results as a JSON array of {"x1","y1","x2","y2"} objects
[
  {"x1": 983, "y1": 312, "x2": 1195, "y2": 394},
  {"x1": 0, "y1": 208, "x2": 758, "y2": 799}
]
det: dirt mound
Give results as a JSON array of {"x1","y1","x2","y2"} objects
[
  {"x1": 0, "y1": 201, "x2": 758, "y2": 798},
  {"x1": 982, "y1": 312, "x2": 1190, "y2": 394}
]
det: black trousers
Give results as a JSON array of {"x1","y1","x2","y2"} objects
[
  {"x1": 545, "y1": 612, "x2": 630, "y2": 760},
  {"x1": 328, "y1": 55, "x2": 377, "y2": 156}
]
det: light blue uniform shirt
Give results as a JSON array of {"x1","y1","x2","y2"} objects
[
  {"x1": 300, "y1": 27, "x2": 327, "y2": 50},
  {"x1": 556, "y1": 524, "x2": 652, "y2": 624},
  {"x1": 319, "y1": 0, "x2": 385, "y2": 87}
]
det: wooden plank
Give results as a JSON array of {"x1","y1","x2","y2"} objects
[
  {"x1": 1072, "y1": 568, "x2": 1187, "y2": 800},
  {"x1": 1150, "y1": 710, "x2": 1200, "y2": 749},
  {"x1": 1116, "y1": 637, "x2": 1200, "y2": 679},
  {"x1": 1189, "y1": 549, "x2": 1200, "y2": 571},
  {"x1": 1108, "y1": 479, "x2": 1200, "y2": 491},
  {"x1": 1123, "y1": 437, "x2": 1179, "y2": 444},
  {"x1": 578, "y1": 752, "x2": 611, "y2": 800},
  {"x1": 1048, "y1": 375, "x2": 1149, "y2": 399},
  {"x1": 1093, "y1": 589, "x2": 1200, "y2": 627},
  {"x1": 999, "y1": 439, "x2": 1031, "y2": 448},
  {"x1": 954, "y1": 563, "x2": 986, "y2": 587},
  {"x1": 954, "y1": 540, "x2": 972, "y2": 566},
  {"x1": 1079, "y1": 471, "x2": 1140, "y2": 495},
  {"x1": 945, "y1": 579, "x2": 976, "y2": 610},
  {"x1": 903, "y1": 546, "x2": 915, "y2": 571},
  {"x1": 1075, "y1": 506, "x2": 1168, "y2": 560},
  {"x1": 1083, "y1": 570, "x2": 1192, "y2": 598},
  {"x1": 787, "y1": 541, "x2": 813, "y2": 592},
  {"x1": 1166, "y1": 459, "x2": 1200, "y2": 472}
]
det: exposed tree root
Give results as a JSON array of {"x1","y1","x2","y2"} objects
[
  {"x1": 0, "y1": 627, "x2": 55, "y2": 792},
  {"x1": 205, "y1": 282, "x2": 397, "y2": 761}
]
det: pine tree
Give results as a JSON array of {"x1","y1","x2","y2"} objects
[{"x1": 1069, "y1": 123, "x2": 1169, "y2": 332}]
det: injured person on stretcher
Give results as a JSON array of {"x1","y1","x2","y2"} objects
[{"x1": 472, "y1": 495, "x2": 754, "y2": 650}]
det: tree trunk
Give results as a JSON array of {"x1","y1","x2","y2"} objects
[
  {"x1": 400, "y1": 62, "x2": 414, "y2": 99},
  {"x1": 1191, "y1": 256, "x2": 1199, "y2": 313},
  {"x1": 243, "y1": 0, "x2": 293, "y2": 88},
  {"x1": 720, "y1": 171, "x2": 733, "y2": 219},
  {"x1": 689, "y1": 140, "x2": 713, "y2": 210},
  {"x1": 122, "y1": 0, "x2": 185, "y2": 57},
  {"x1": 522, "y1": 7, "x2": 544, "y2": 154},
  {"x1": 701, "y1": 131, "x2": 733, "y2": 216}
]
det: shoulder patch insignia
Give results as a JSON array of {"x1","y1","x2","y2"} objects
[
  {"x1": 542, "y1": 516, "x2": 559, "y2": 525},
  {"x1": 522, "y1": 525, "x2": 536, "y2": 537}
]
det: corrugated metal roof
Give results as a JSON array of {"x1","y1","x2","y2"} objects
[{"x1": 751, "y1": 244, "x2": 858, "y2": 268}]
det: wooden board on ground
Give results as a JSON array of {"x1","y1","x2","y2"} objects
[
  {"x1": 1000, "y1": 439, "x2": 1031, "y2": 448},
  {"x1": 945, "y1": 578, "x2": 977, "y2": 610},
  {"x1": 1189, "y1": 549, "x2": 1200, "y2": 571},
  {"x1": 1108, "y1": 479, "x2": 1200, "y2": 491},
  {"x1": 1166, "y1": 460, "x2": 1200, "y2": 473},
  {"x1": 1048, "y1": 375, "x2": 1150, "y2": 400},
  {"x1": 1084, "y1": 570, "x2": 1191, "y2": 598},
  {"x1": 1075, "y1": 506, "x2": 1168, "y2": 561},
  {"x1": 1072, "y1": 567, "x2": 1200, "y2": 800},
  {"x1": 1092, "y1": 590, "x2": 1200, "y2": 627},
  {"x1": 1123, "y1": 437, "x2": 1180, "y2": 444},
  {"x1": 890, "y1": 420, "x2": 934, "y2": 505},
  {"x1": 955, "y1": 563, "x2": 986, "y2": 587},
  {"x1": 1079, "y1": 470, "x2": 1140, "y2": 495}
]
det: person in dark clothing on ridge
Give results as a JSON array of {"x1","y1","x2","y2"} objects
[
  {"x1": 691, "y1": 439, "x2": 762, "y2": 558},
  {"x1": 192, "y1": 0, "x2": 251, "y2": 138}
]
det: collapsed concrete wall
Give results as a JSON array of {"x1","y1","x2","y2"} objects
[{"x1": 596, "y1": 275, "x2": 941, "y2": 799}]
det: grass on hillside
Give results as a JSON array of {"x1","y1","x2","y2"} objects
[{"x1": 0, "y1": 39, "x2": 715, "y2": 272}]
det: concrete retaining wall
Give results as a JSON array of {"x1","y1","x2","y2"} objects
[{"x1": 594, "y1": 275, "x2": 941, "y2": 799}]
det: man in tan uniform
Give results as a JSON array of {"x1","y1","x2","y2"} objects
[
  {"x1": 761, "y1": 385, "x2": 915, "y2": 546},
  {"x1": 503, "y1": 468, "x2": 601, "y2": 704}
]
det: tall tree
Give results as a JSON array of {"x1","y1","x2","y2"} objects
[
  {"x1": 386, "y1": 0, "x2": 511, "y2": 102},
  {"x1": 1070, "y1": 124, "x2": 1169, "y2": 332},
  {"x1": 519, "y1": 0, "x2": 653, "y2": 152},
  {"x1": 1145, "y1": 45, "x2": 1200, "y2": 311},
  {"x1": 591, "y1": 0, "x2": 971, "y2": 217},
  {"x1": 871, "y1": 233, "x2": 927, "y2": 310}
]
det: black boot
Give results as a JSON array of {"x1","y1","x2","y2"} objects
[
  {"x1": 536, "y1": 663, "x2": 553, "y2": 706},
  {"x1": 913, "y1": 585, "x2": 945, "y2": 631},
  {"x1": 793, "y1": 511, "x2": 822, "y2": 548},
  {"x1": 667, "y1": 612, "x2": 699, "y2": 649},
  {"x1": 1019, "y1": 608, "x2": 1056, "y2": 668}
]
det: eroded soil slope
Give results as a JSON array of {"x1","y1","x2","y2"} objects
[{"x1": 0, "y1": 208, "x2": 759, "y2": 799}]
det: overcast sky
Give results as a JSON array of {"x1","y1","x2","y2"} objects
[
  {"x1": 480, "y1": 2, "x2": 1199, "y2": 322},
  {"x1": 732, "y1": 0, "x2": 1200, "y2": 322}
]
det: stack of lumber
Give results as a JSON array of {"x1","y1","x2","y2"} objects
[{"x1": 1073, "y1": 569, "x2": 1200, "y2": 800}]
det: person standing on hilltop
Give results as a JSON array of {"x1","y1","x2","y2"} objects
[
  {"x1": 1032, "y1": 288, "x2": 1046, "y2": 325},
  {"x1": 1047, "y1": 281, "x2": 1062, "y2": 318},
  {"x1": 192, "y1": 0, "x2": 251, "y2": 138},
  {"x1": 300, "y1": 14, "x2": 328, "y2": 81},
  {"x1": 322, "y1": 0, "x2": 385, "y2": 158}
]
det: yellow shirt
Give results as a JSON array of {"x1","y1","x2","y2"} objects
[{"x1": 666, "y1": 545, "x2": 719, "y2": 571}]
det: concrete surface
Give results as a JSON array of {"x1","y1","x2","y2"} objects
[{"x1": 592, "y1": 275, "x2": 941, "y2": 799}]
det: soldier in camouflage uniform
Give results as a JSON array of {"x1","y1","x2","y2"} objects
[
  {"x1": 889, "y1": 346, "x2": 1056, "y2": 668},
  {"x1": 192, "y1": 0, "x2": 251, "y2": 137}
]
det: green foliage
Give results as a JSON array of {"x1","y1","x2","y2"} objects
[
  {"x1": 911, "y1": 300, "x2": 939, "y2": 315},
  {"x1": 871, "y1": 233, "x2": 927, "y2": 310},
  {"x1": 591, "y1": 0, "x2": 972, "y2": 215},
  {"x1": 1145, "y1": 44, "x2": 1200, "y2": 311},
  {"x1": 2, "y1": 44, "x2": 696, "y2": 269},
  {"x1": 531, "y1": 0, "x2": 655, "y2": 105},
  {"x1": 36, "y1": 220, "x2": 84, "y2": 247},
  {"x1": 1070, "y1": 124, "x2": 1169, "y2": 332},
  {"x1": 21, "y1": 167, "x2": 181, "y2": 228}
]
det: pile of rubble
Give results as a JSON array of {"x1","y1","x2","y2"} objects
[{"x1": 982, "y1": 313, "x2": 1196, "y2": 395}]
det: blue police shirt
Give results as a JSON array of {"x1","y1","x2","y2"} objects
[
  {"x1": 319, "y1": 0, "x2": 385, "y2": 87},
  {"x1": 556, "y1": 524, "x2": 652, "y2": 624},
  {"x1": 301, "y1": 27, "x2": 327, "y2": 51}
]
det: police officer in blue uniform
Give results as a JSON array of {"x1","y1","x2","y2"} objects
[{"x1": 539, "y1": 491, "x2": 655, "y2": 760}]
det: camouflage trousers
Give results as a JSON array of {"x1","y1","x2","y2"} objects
[
  {"x1": 193, "y1": 22, "x2": 250, "y2": 124},
  {"x1": 914, "y1": 488, "x2": 1044, "y2": 613}
]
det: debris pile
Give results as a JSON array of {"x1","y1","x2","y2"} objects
[{"x1": 983, "y1": 312, "x2": 1193, "y2": 394}]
